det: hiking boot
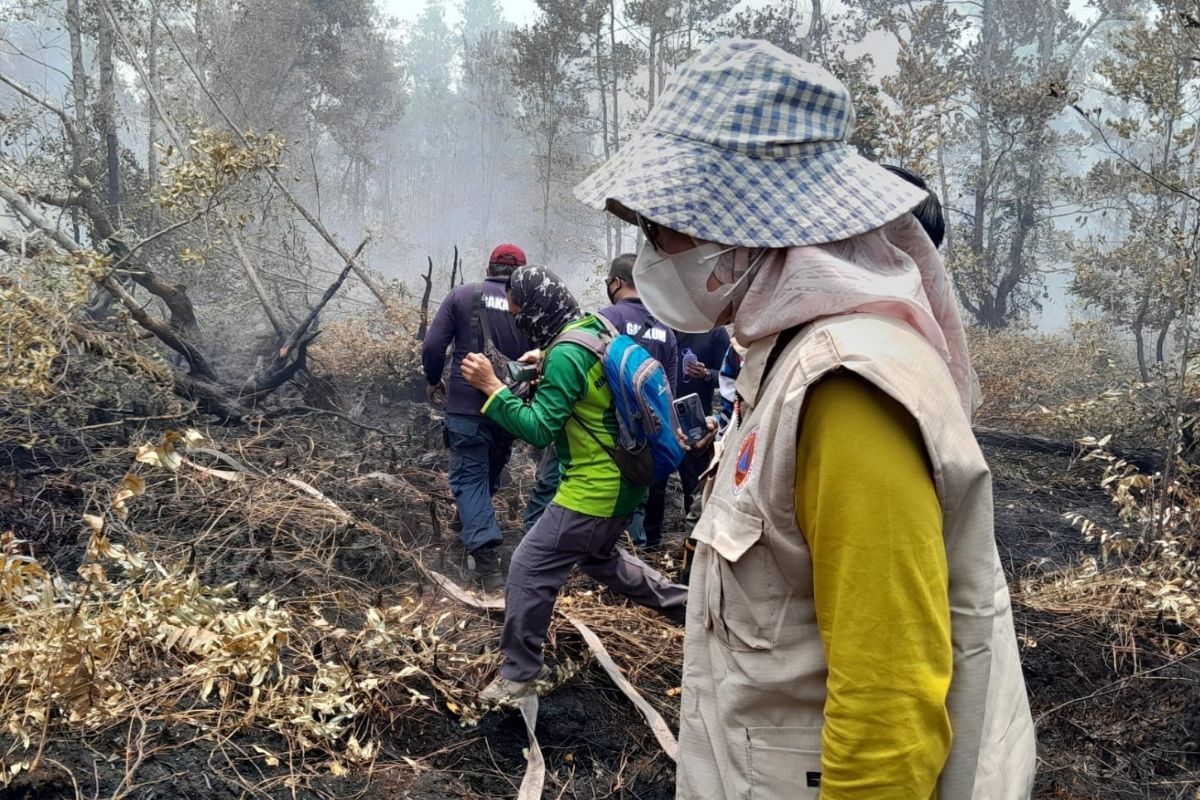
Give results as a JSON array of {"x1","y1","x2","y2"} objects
[
  {"x1": 685, "y1": 504, "x2": 703, "y2": 527},
  {"x1": 472, "y1": 544, "x2": 504, "y2": 592},
  {"x1": 479, "y1": 666, "x2": 553, "y2": 708}
]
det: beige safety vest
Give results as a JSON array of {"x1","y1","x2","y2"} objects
[{"x1": 677, "y1": 314, "x2": 1035, "y2": 800}]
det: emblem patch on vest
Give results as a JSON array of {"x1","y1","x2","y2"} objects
[{"x1": 732, "y1": 427, "x2": 758, "y2": 495}]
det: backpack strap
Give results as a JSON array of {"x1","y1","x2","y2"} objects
[
  {"x1": 470, "y1": 284, "x2": 488, "y2": 353},
  {"x1": 594, "y1": 314, "x2": 619, "y2": 339},
  {"x1": 570, "y1": 410, "x2": 616, "y2": 458},
  {"x1": 547, "y1": 315, "x2": 616, "y2": 358},
  {"x1": 553, "y1": 329, "x2": 606, "y2": 357},
  {"x1": 549, "y1": 319, "x2": 616, "y2": 455}
]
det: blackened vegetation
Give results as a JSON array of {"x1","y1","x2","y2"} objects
[{"x1": 0, "y1": 400, "x2": 1194, "y2": 798}]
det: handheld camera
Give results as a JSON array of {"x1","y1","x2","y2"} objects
[{"x1": 506, "y1": 360, "x2": 538, "y2": 384}]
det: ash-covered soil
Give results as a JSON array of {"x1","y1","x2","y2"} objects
[{"x1": 1, "y1": 410, "x2": 1195, "y2": 799}]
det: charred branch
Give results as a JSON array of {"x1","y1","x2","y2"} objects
[
  {"x1": 974, "y1": 425, "x2": 1165, "y2": 473},
  {"x1": 417, "y1": 255, "x2": 434, "y2": 341},
  {"x1": 98, "y1": 275, "x2": 217, "y2": 382},
  {"x1": 241, "y1": 238, "x2": 370, "y2": 400}
]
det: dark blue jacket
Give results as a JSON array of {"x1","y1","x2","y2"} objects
[
  {"x1": 599, "y1": 298, "x2": 679, "y2": 394},
  {"x1": 421, "y1": 276, "x2": 532, "y2": 416},
  {"x1": 675, "y1": 327, "x2": 731, "y2": 414}
]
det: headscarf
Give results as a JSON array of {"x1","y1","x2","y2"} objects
[
  {"x1": 732, "y1": 213, "x2": 974, "y2": 419},
  {"x1": 507, "y1": 266, "x2": 583, "y2": 350}
]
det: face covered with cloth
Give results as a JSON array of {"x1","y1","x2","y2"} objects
[
  {"x1": 571, "y1": 36, "x2": 1036, "y2": 800},
  {"x1": 574, "y1": 38, "x2": 974, "y2": 416}
]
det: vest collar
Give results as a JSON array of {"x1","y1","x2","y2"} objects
[{"x1": 733, "y1": 332, "x2": 780, "y2": 417}]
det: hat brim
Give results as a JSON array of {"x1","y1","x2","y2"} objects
[{"x1": 575, "y1": 129, "x2": 928, "y2": 249}]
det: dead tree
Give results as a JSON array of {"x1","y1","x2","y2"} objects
[
  {"x1": 0, "y1": 177, "x2": 369, "y2": 421},
  {"x1": 450, "y1": 245, "x2": 460, "y2": 289},
  {"x1": 417, "y1": 256, "x2": 435, "y2": 341},
  {"x1": 0, "y1": 16, "x2": 388, "y2": 422},
  {"x1": 96, "y1": 2, "x2": 120, "y2": 213}
]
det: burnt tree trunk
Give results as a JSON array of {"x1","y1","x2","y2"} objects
[
  {"x1": 973, "y1": 426, "x2": 1165, "y2": 473},
  {"x1": 417, "y1": 256, "x2": 435, "y2": 341}
]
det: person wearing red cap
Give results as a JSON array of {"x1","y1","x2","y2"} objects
[{"x1": 421, "y1": 244, "x2": 532, "y2": 590}]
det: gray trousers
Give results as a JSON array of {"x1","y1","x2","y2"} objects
[{"x1": 500, "y1": 503, "x2": 688, "y2": 681}]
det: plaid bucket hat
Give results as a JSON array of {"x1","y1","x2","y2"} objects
[{"x1": 574, "y1": 39, "x2": 928, "y2": 248}]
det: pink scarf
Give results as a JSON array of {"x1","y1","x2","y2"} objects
[{"x1": 733, "y1": 214, "x2": 974, "y2": 418}]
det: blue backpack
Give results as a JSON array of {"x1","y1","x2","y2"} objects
[{"x1": 553, "y1": 315, "x2": 685, "y2": 486}]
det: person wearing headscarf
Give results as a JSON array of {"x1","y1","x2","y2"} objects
[
  {"x1": 575, "y1": 39, "x2": 1035, "y2": 800},
  {"x1": 460, "y1": 266, "x2": 687, "y2": 707},
  {"x1": 520, "y1": 254, "x2": 680, "y2": 549}
]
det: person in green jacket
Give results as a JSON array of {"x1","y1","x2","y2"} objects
[{"x1": 460, "y1": 266, "x2": 687, "y2": 707}]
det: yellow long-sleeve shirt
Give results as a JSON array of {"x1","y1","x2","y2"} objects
[{"x1": 795, "y1": 373, "x2": 953, "y2": 798}]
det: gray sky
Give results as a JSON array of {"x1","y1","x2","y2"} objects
[
  {"x1": 382, "y1": 0, "x2": 771, "y2": 28},
  {"x1": 382, "y1": 0, "x2": 542, "y2": 26}
]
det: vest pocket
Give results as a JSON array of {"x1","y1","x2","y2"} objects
[
  {"x1": 699, "y1": 502, "x2": 786, "y2": 652},
  {"x1": 745, "y1": 725, "x2": 823, "y2": 800}
]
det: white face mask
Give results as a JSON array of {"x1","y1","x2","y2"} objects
[{"x1": 632, "y1": 240, "x2": 763, "y2": 333}]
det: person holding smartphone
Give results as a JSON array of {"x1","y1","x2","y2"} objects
[{"x1": 673, "y1": 325, "x2": 730, "y2": 525}]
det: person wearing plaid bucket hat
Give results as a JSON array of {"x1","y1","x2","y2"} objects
[{"x1": 576, "y1": 39, "x2": 1035, "y2": 800}]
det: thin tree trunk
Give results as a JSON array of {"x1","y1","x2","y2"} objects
[
  {"x1": 1156, "y1": 318, "x2": 1172, "y2": 364},
  {"x1": 647, "y1": 29, "x2": 657, "y2": 110},
  {"x1": 66, "y1": 0, "x2": 87, "y2": 243},
  {"x1": 542, "y1": 139, "x2": 552, "y2": 262},
  {"x1": 417, "y1": 256, "x2": 435, "y2": 341},
  {"x1": 147, "y1": 14, "x2": 159, "y2": 187},
  {"x1": 971, "y1": 0, "x2": 995, "y2": 326},
  {"x1": 67, "y1": 0, "x2": 87, "y2": 128},
  {"x1": 936, "y1": 104, "x2": 951, "y2": 252},
  {"x1": 594, "y1": 26, "x2": 613, "y2": 260},
  {"x1": 231, "y1": 230, "x2": 287, "y2": 339},
  {"x1": 595, "y1": 30, "x2": 610, "y2": 161},
  {"x1": 96, "y1": 4, "x2": 120, "y2": 214},
  {"x1": 1134, "y1": 291, "x2": 1151, "y2": 381},
  {"x1": 610, "y1": 0, "x2": 621, "y2": 255},
  {"x1": 995, "y1": 2, "x2": 1057, "y2": 327}
]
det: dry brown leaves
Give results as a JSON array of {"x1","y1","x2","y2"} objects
[
  {"x1": 0, "y1": 422, "x2": 683, "y2": 791},
  {"x1": 310, "y1": 301, "x2": 425, "y2": 383}
]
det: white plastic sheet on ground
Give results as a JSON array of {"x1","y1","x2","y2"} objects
[{"x1": 419, "y1": 565, "x2": 680, "y2": 797}]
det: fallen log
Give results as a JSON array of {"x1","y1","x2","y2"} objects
[{"x1": 973, "y1": 426, "x2": 1164, "y2": 473}]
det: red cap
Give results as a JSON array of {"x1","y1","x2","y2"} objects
[{"x1": 488, "y1": 243, "x2": 527, "y2": 268}]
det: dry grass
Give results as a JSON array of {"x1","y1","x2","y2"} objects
[{"x1": 0, "y1": 419, "x2": 684, "y2": 796}]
